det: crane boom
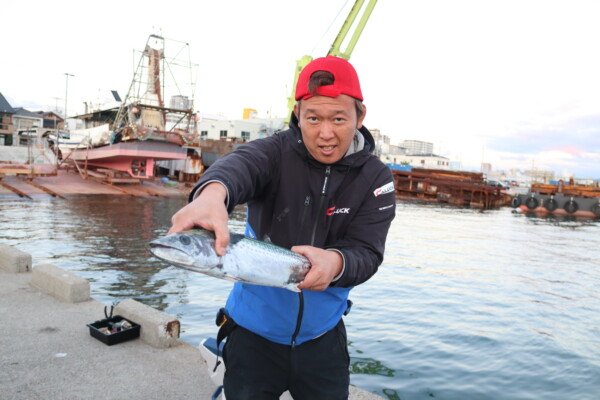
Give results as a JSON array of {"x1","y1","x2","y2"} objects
[
  {"x1": 328, "y1": 0, "x2": 378, "y2": 59},
  {"x1": 285, "y1": 0, "x2": 377, "y2": 124}
]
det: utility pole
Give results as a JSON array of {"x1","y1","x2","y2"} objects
[
  {"x1": 58, "y1": 73, "x2": 74, "y2": 169},
  {"x1": 64, "y1": 73, "x2": 74, "y2": 129}
]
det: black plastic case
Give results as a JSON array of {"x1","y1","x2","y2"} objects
[{"x1": 87, "y1": 316, "x2": 140, "y2": 346}]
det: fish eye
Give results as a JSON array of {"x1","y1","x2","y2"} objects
[{"x1": 179, "y1": 235, "x2": 191, "y2": 245}]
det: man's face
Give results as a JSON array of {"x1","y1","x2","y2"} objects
[{"x1": 294, "y1": 94, "x2": 366, "y2": 165}]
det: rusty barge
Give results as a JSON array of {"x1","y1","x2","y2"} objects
[
  {"x1": 511, "y1": 182, "x2": 600, "y2": 217},
  {"x1": 391, "y1": 167, "x2": 512, "y2": 209}
]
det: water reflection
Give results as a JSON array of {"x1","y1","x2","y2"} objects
[
  {"x1": 350, "y1": 356, "x2": 395, "y2": 377},
  {"x1": 0, "y1": 196, "x2": 191, "y2": 309},
  {"x1": 1, "y1": 198, "x2": 600, "y2": 400},
  {"x1": 381, "y1": 389, "x2": 402, "y2": 400},
  {"x1": 518, "y1": 210, "x2": 600, "y2": 227}
]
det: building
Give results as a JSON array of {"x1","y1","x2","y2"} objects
[
  {"x1": 375, "y1": 136, "x2": 452, "y2": 169},
  {"x1": 0, "y1": 92, "x2": 15, "y2": 146},
  {"x1": 37, "y1": 111, "x2": 64, "y2": 130},
  {"x1": 166, "y1": 95, "x2": 192, "y2": 131},
  {"x1": 243, "y1": 108, "x2": 258, "y2": 120},
  {"x1": 169, "y1": 95, "x2": 190, "y2": 110},
  {"x1": 449, "y1": 160, "x2": 462, "y2": 170},
  {"x1": 401, "y1": 139, "x2": 433, "y2": 155},
  {"x1": 0, "y1": 95, "x2": 57, "y2": 166},
  {"x1": 13, "y1": 108, "x2": 44, "y2": 145},
  {"x1": 197, "y1": 114, "x2": 285, "y2": 142},
  {"x1": 379, "y1": 144, "x2": 407, "y2": 165},
  {"x1": 390, "y1": 153, "x2": 451, "y2": 170},
  {"x1": 371, "y1": 128, "x2": 397, "y2": 157},
  {"x1": 526, "y1": 169, "x2": 554, "y2": 183}
]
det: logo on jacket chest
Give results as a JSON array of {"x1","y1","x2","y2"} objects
[{"x1": 326, "y1": 206, "x2": 350, "y2": 216}]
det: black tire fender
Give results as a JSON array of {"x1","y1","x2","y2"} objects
[
  {"x1": 564, "y1": 199, "x2": 579, "y2": 214},
  {"x1": 511, "y1": 196, "x2": 521, "y2": 208},
  {"x1": 525, "y1": 196, "x2": 539, "y2": 210},
  {"x1": 592, "y1": 203, "x2": 600, "y2": 217},
  {"x1": 545, "y1": 197, "x2": 558, "y2": 212}
]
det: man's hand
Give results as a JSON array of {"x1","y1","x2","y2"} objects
[
  {"x1": 292, "y1": 246, "x2": 343, "y2": 291},
  {"x1": 168, "y1": 182, "x2": 230, "y2": 256}
]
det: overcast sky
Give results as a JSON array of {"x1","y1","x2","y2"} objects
[{"x1": 3, "y1": 0, "x2": 600, "y2": 178}]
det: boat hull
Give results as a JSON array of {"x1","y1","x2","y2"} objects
[
  {"x1": 512, "y1": 192, "x2": 600, "y2": 218},
  {"x1": 69, "y1": 141, "x2": 187, "y2": 178}
]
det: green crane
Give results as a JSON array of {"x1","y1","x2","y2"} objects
[{"x1": 285, "y1": 0, "x2": 378, "y2": 125}]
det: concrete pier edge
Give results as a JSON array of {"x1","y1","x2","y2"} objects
[
  {"x1": 30, "y1": 263, "x2": 90, "y2": 303},
  {"x1": 0, "y1": 243, "x2": 384, "y2": 399},
  {"x1": 115, "y1": 298, "x2": 181, "y2": 348},
  {"x1": 0, "y1": 242, "x2": 32, "y2": 273}
]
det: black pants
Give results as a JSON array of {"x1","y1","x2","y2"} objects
[{"x1": 223, "y1": 320, "x2": 350, "y2": 400}]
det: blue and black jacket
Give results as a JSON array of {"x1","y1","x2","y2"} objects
[{"x1": 190, "y1": 114, "x2": 396, "y2": 346}]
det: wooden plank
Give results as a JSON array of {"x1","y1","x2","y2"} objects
[
  {"x1": 0, "y1": 181, "x2": 33, "y2": 199},
  {"x1": 95, "y1": 168, "x2": 115, "y2": 177},
  {"x1": 25, "y1": 180, "x2": 66, "y2": 199},
  {"x1": 107, "y1": 178, "x2": 141, "y2": 184},
  {"x1": 0, "y1": 168, "x2": 35, "y2": 175},
  {"x1": 69, "y1": 159, "x2": 87, "y2": 179},
  {"x1": 86, "y1": 170, "x2": 107, "y2": 179}
]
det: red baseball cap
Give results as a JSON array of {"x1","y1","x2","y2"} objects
[{"x1": 294, "y1": 56, "x2": 363, "y2": 101}]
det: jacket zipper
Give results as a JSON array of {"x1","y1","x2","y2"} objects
[
  {"x1": 291, "y1": 166, "x2": 331, "y2": 348},
  {"x1": 295, "y1": 195, "x2": 312, "y2": 244},
  {"x1": 311, "y1": 166, "x2": 331, "y2": 245}
]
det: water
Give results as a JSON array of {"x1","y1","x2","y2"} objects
[{"x1": 1, "y1": 195, "x2": 599, "y2": 400}]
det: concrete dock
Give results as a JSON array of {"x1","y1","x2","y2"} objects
[
  {"x1": 0, "y1": 169, "x2": 189, "y2": 198},
  {"x1": 0, "y1": 245, "x2": 383, "y2": 400}
]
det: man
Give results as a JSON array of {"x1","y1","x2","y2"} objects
[{"x1": 169, "y1": 55, "x2": 396, "y2": 399}]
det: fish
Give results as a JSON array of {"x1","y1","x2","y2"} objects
[{"x1": 149, "y1": 229, "x2": 311, "y2": 292}]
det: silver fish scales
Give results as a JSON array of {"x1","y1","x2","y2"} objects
[{"x1": 149, "y1": 229, "x2": 311, "y2": 292}]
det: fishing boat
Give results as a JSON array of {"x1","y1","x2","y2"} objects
[
  {"x1": 512, "y1": 182, "x2": 600, "y2": 217},
  {"x1": 64, "y1": 34, "x2": 200, "y2": 179}
]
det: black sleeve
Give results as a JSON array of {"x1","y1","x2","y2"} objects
[
  {"x1": 330, "y1": 164, "x2": 396, "y2": 287},
  {"x1": 188, "y1": 134, "x2": 282, "y2": 211}
]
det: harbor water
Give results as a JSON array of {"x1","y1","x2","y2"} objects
[{"x1": 1, "y1": 195, "x2": 598, "y2": 400}]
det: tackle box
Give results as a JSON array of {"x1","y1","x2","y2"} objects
[{"x1": 87, "y1": 314, "x2": 140, "y2": 346}]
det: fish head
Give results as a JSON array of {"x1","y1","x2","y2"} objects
[{"x1": 149, "y1": 230, "x2": 219, "y2": 269}]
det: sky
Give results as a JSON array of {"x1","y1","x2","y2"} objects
[{"x1": 2, "y1": 0, "x2": 600, "y2": 178}]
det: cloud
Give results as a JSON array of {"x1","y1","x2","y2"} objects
[
  {"x1": 463, "y1": 104, "x2": 600, "y2": 178},
  {"x1": 487, "y1": 112, "x2": 600, "y2": 156},
  {"x1": 555, "y1": 146, "x2": 583, "y2": 157}
]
